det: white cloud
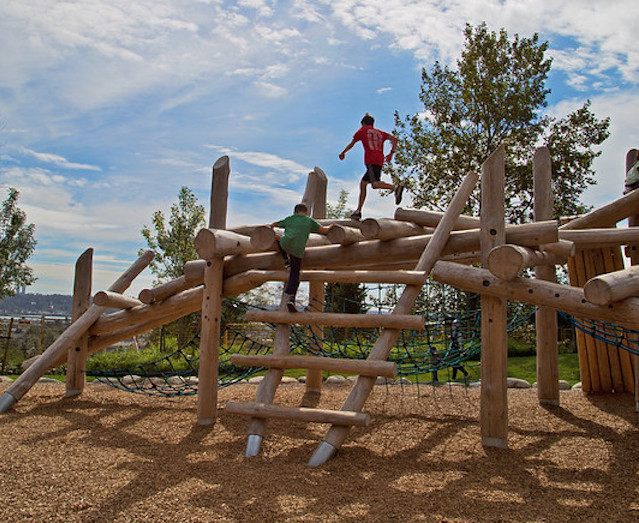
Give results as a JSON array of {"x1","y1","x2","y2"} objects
[
  {"x1": 204, "y1": 146, "x2": 310, "y2": 178},
  {"x1": 20, "y1": 147, "x2": 102, "y2": 171}
]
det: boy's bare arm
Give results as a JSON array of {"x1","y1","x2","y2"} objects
[
  {"x1": 385, "y1": 134, "x2": 399, "y2": 163},
  {"x1": 339, "y1": 138, "x2": 357, "y2": 160},
  {"x1": 317, "y1": 225, "x2": 333, "y2": 234}
]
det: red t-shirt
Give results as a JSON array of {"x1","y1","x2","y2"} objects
[{"x1": 353, "y1": 125, "x2": 392, "y2": 166}]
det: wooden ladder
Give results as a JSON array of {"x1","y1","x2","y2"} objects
[
  {"x1": 225, "y1": 287, "x2": 423, "y2": 457},
  {"x1": 228, "y1": 172, "x2": 478, "y2": 462}
]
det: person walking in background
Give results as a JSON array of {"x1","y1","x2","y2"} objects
[{"x1": 339, "y1": 113, "x2": 404, "y2": 220}]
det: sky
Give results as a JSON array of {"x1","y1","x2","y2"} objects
[{"x1": 1, "y1": 0, "x2": 638, "y2": 296}]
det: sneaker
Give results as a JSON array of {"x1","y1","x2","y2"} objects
[
  {"x1": 287, "y1": 301, "x2": 297, "y2": 313},
  {"x1": 350, "y1": 210, "x2": 361, "y2": 220},
  {"x1": 394, "y1": 182, "x2": 404, "y2": 205}
]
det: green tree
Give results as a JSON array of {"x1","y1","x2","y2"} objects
[
  {"x1": 140, "y1": 186, "x2": 206, "y2": 347},
  {"x1": 324, "y1": 189, "x2": 368, "y2": 314},
  {"x1": 0, "y1": 188, "x2": 37, "y2": 298},
  {"x1": 140, "y1": 186, "x2": 206, "y2": 282},
  {"x1": 392, "y1": 22, "x2": 610, "y2": 223}
]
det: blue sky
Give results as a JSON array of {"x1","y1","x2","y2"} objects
[{"x1": 1, "y1": 0, "x2": 638, "y2": 296}]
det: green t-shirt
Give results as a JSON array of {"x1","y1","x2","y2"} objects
[{"x1": 277, "y1": 214, "x2": 321, "y2": 258}]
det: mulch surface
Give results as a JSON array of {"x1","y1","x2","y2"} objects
[{"x1": 0, "y1": 380, "x2": 637, "y2": 522}]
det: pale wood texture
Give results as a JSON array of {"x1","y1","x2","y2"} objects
[
  {"x1": 306, "y1": 280, "x2": 325, "y2": 392},
  {"x1": 195, "y1": 228, "x2": 258, "y2": 259},
  {"x1": 566, "y1": 254, "x2": 593, "y2": 391},
  {"x1": 360, "y1": 218, "x2": 430, "y2": 241},
  {"x1": 304, "y1": 169, "x2": 327, "y2": 392},
  {"x1": 197, "y1": 258, "x2": 223, "y2": 425},
  {"x1": 184, "y1": 260, "x2": 206, "y2": 285},
  {"x1": 245, "y1": 310, "x2": 424, "y2": 330},
  {"x1": 209, "y1": 156, "x2": 230, "y2": 229},
  {"x1": 247, "y1": 296, "x2": 291, "y2": 439},
  {"x1": 479, "y1": 144, "x2": 508, "y2": 449},
  {"x1": 486, "y1": 244, "x2": 565, "y2": 281},
  {"x1": 222, "y1": 221, "x2": 558, "y2": 280},
  {"x1": 326, "y1": 225, "x2": 366, "y2": 245},
  {"x1": 226, "y1": 402, "x2": 370, "y2": 426},
  {"x1": 540, "y1": 239, "x2": 576, "y2": 258},
  {"x1": 317, "y1": 171, "x2": 479, "y2": 457},
  {"x1": 432, "y1": 261, "x2": 639, "y2": 330},
  {"x1": 89, "y1": 286, "x2": 203, "y2": 336},
  {"x1": 559, "y1": 227, "x2": 639, "y2": 246},
  {"x1": 230, "y1": 354, "x2": 397, "y2": 378},
  {"x1": 236, "y1": 269, "x2": 427, "y2": 286},
  {"x1": 65, "y1": 248, "x2": 93, "y2": 397},
  {"x1": 138, "y1": 275, "x2": 191, "y2": 304},
  {"x1": 533, "y1": 146, "x2": 559, "y2": 406},
  {"x1": 584, "y1": 265, "x2": 639, "y2": 305},
  {"x1": 395, "y1": 208, "x2": 481, "y2": 230},
  {"x1": 93, "y1": 290, "x2": 142, "y2": 309},
  {"x1": 3, "y1": 250, "x2": 154, "y2": 405},
  {"x1": 560, "y1": 187, "x2": 639, "y2": 230}
]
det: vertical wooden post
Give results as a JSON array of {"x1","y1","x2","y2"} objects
[
  {"x1": 533, "y1": 148, "x2": 559, "y2": 405},
  {"x1": 65, "y1": 248, "x2": 93, "y2": 397},
  {"x1": 209, "y1": 156, "x2": 230, "y2": 229},
  {"x1": 306, "y1": 287, "x2": 324, "y2": 393},
  {"x1": 625, "y1": 149, "x2": 639, "y2": 411},
  {"x1": 480, "y1": 144, "x2": 508, "y2": 448},
  {"x1": 197, "y1": 155, "x2": 232, "y2": 423},
  {"x1": 305, "y1": 167, "x2": 328, "y2": 393},
  {"x1": 197, "y1": 258, "x2": 223, "y2": 425}
]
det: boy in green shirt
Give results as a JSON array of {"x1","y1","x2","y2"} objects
[{"x1": 270, "y1": 203, "x2": 331, "y2": 312}]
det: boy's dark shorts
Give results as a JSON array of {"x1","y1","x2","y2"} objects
[{"x1": 362, "y1": 164, "x2": 382, "y2": 183}]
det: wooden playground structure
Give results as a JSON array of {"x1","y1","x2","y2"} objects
[{"x1": 1, "y1": 145, "x2": 638, "y2": 466}]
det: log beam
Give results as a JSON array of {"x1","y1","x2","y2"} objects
[
  {"x1": 195, "y1": 228, "x2": 258, "y2": 258},
  {"x1": 560, "y1": 187, "x2": 639, "y2": 230},
  {"x1": 360, "y1": 218, "x2": 430, "y2": 241},
  {"x1": 432, "y1": 260, "x2": 639, "y2": 330},
  {"x1": 487, "y1": 244, "x2": 566, "y2": 281},
  {"x1": 245, "y1": 310, "x2": 424, "y2": 330},
  {"x1": 394, "y1": 208, "x2": 481, "y2": 230},
  {"x1": 226, "y1": 402, "x2": 371, "y2": 426},
  {"x1": 230, "y1": 354, "x2": 397, "y2": 378},
  {"x1": 93, "y1": 290, "x2": 142, "y2": 309},
  {"x1": 138, "y1": 275, "x2": 191, "y2": 304},
  {"x1": 583, "y1": 265, "x2": 639, "y2": 305}
]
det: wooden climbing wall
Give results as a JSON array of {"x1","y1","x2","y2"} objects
[{"x1": 567, "y1": 245, "x2": 636, "y2": 393}]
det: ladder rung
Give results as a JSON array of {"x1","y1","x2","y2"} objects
[
  {"x1": 245, "y1": 310, "x2": 424, "y2": 330},
  {"x1": 230, "y1": 354, "x2": 397, "y2": 378},
  {"x1": 225, "y1": 401, "x2": 370, "y2": 426}
]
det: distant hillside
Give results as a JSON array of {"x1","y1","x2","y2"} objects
[{"x1": 0, "y1": 293, "x2": 72, "y2": 316}]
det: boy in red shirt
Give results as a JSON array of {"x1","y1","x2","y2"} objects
[{"x1": 339, "y1": 113, "x2": 403, "y2": 220}]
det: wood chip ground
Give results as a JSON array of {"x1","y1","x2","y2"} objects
[{"x1": 0, "y1": 381, "x2": 637, "y2": 522}]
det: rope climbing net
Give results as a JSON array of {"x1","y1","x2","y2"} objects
[
  {"x1": 561, "y1": 311, "x2": 639, "y2": 357},
  {"x1": 87, "y1": 281, "x2": 541, "y2": 396}
]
